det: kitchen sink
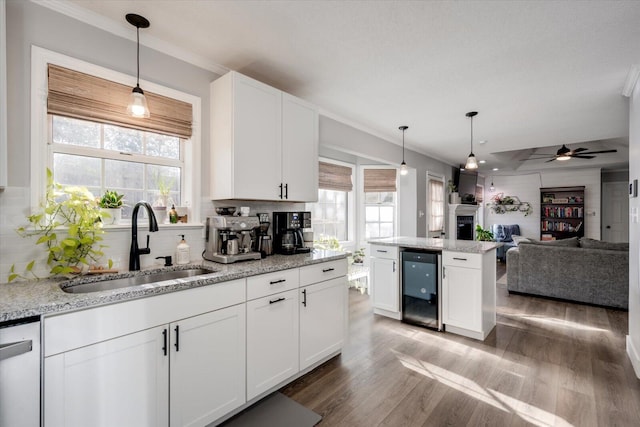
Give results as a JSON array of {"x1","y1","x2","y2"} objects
[{"x1": 60, "y1": 268, "x2": 217, "y2": 294}]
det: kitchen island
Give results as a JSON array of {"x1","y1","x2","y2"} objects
[{"x1": 368, "y1": 237, "x2": 502, "y2": 341}]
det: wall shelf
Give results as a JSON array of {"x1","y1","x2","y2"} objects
[{"x1": 487, "y1": 195, "x2": 533, "y2": 216}]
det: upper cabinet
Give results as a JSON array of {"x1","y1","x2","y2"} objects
[{"x1": 210, "y1": 71, "x2": 318, "y2": 202}]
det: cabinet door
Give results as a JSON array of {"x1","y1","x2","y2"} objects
[
  {"x1": 233, "y1": 74, "x2": 282, "y2": 200},
  {"x1": 442, "y1": 264, "x2": 482, "y2": 331},
  {"x1": 44, "y1": 326, "x2": 169, "y2": 427},
  {"x1": 371, "y1": 257, "x2": 399, "y2": 313},
  {"x1": 170, "y1": 304, "x2": 246, "y2": 427},
  {"x1": 281, "y1": 93, "x2": 318, "y2": 202},
  {"x1": 246, "y1": 289, "x2": 299, "y2": 401},
  {"x1": 300, "y1": 277, "x2": 346, "y2": 370}
]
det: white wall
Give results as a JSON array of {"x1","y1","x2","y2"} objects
[
  {"x1": 627, "y1": 79, "x2": 640, "y2": 378},
  {"x1": 485, "y1": 168, "x2": 601, "y2": 240}
]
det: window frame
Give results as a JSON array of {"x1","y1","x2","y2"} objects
[
  {"x1": 359, "y1": 165, "x2": 398, "y2": 241},
  {"x1": 31, "y1": 46, "x2": 201, "y2": 222},
  {"x1": 426, "y1": 172, "x2": 445, "y2": 237}
]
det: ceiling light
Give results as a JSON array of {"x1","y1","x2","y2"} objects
[
  {"x1": 399, "y1": 125, "x2": 408, "y2": 176},
  {"x1": 492, "y1": 168, "x2": 499, "y2": 171},
  {"x1": 489, "y1": 177, "x2": 495, "y2": 192},
  {"x1": 464, "y1": 111, "x2": 478, "y2": 170},
  {"x1": 556, "y1": 144, "x2": 571, "y2": 161},
  {"x1": 126, "y1": 13, "x2": 150, "y2": 118},
  {"x1": 479, "y1": 140, "x2": 488, "y2": 144},
  {"x1": 479, "y1": 160, "x2": 486, "y2": 164}
]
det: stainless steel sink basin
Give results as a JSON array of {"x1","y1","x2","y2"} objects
[{"x1": 61, "y1": 268, "x2": 217, "y2": 294}]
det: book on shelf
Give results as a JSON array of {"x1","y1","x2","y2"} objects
[{"x1": 541, "y1": 234, "x2": 555, "y2": 241}]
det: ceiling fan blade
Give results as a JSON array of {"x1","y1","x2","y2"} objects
[
  {"x1": 576, "y1": 149, "x2": 617, "y2": 155},
  {"x1": 573, "y1": 147, "x2": 588, "y2": 153},
  {"x1": 545, "y1": 158, "x2": 557, "y2": 163},
  {"x1": 571, "y1": 155, "x2": 595, "y2": 159},
  {"x1": 526, "y1": 153, "x2": 556, "y2": 157}
]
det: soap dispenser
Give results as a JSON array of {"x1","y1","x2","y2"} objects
[{"x1": 176, "y1": 234, "x2": 190, "y2": 265}]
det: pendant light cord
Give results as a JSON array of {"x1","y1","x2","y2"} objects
[
  {"x1": 470, "y1": 115, "x2": 474, "y2": 155},
  {"x1": 402, "y1": 129, "x2": 405, "y2": 162},
  {"x1": 136, "y1": 26, "x2": 140, "y2": 87}
]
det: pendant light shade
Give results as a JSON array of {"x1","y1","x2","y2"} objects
[
  {"x1": 126, "y1": 13, "x2": 150, "y2": 118},
  {"x1": 464, "y1": 111, "x2": 478, "y2": 170},
  {"x1": 399, "y1": 125, "x2": 408, "y2": 176},
  {"x1": 489, "y1": 177, "x2": 495, "y2": 192}
]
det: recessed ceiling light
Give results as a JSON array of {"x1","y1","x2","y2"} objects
[
  {"x1": 492, "y1": 168, "x2": 499, "y2": 171},
  {"x1": 479, "y1": 160, "x2": 486, "y2": 164},
  {"x1": 479, "y1": 140, "x2": 487, "y2": 144}
]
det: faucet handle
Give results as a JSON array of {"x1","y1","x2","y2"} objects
[{"x1": 155, "y1": 256, "x2": 173, "y2": 267}]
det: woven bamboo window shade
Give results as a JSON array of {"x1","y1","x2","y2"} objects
[
  {"x1": 319, "y1": 161, "x2": 353, "y2": 192},
  {"x1": 363, "y1": 169, "x2": 397, "y2": 193},
  {"x1": 47, "y1": 64, "x2": 193, "y2": 139}
]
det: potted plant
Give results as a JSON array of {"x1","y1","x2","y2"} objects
[
  {"x1": 98, "y1": 190, "x2": 125, "y2": 225},
  {"x1": 352, "y1": 248, "x2": 366, "y2": 264},
  {"x1": 8, "y1": 169, "x2": 110, "y2": 282},
  {"x1": 475, "y1": 224, "x2": 494, "y2": 242},
  {"x1": 448, "y1": 179, "x2": 460, "y2": 204}
]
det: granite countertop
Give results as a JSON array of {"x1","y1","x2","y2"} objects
[
  {"x1": 0, "y1": 250, "x2": 346, "y2": 322},
  {"x1": 368, "y1": 237, "x2": 503, "y2": 253}
]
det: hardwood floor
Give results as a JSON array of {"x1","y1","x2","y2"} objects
[{"x1": 282, "y1": 263, "x2": 640, "y2": 426}]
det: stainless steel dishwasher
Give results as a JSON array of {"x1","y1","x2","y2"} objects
[{"x1": 0, "y1": 316, "x2": 41, "y2": 426}]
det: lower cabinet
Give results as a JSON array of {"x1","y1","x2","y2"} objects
[
  {"x1": 246, "y1": 289, "x2": 299, "y2": 401},
  {"x1": 300, "y1": 277, "x2": 346, "y2": 370},
  {"x1": 370, "y1": 244, "x2": 400, "y2": 319}
]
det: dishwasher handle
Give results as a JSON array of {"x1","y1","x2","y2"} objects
[{"x1": 0, "y1": 340, "x2": 32, "y2": 361}]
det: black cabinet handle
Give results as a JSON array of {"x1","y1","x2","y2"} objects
[
  {"x1": 270, "y1": 279, "x2": 286, "y2": 285},
  {"x1": 269, "y1": 297, "x2": 285, "y2": 304},
  {"x1": 279, "y1": 183, "x2": 283, "y2": 199},
  {"x1": 442, "y1": 266, "x2": 446, "y2": 279},
  {"x1": 453, "y1": 257, "x2": 468, "y2": 261},
  {"x1": 376, "y1": 249, "x2": 388, "y2": 253},
  {"x1": 393, "y1": 261, "x2": 396, "y2": 272},
  {"x1": 284, "y1": 183, "x2": 288, "y2": 199},
  {"x1": 174, "y1": 325, "x2": 179, "y2": 352},
  {"x1": 322, "y1": 267, "x2": 335, "y2": 273},
  {"x1": 162, "y1": 329, "x2": 168, "y2": 356},
  {"x1": 302, "y1": 289, "x2": 307, "y2": 307}
]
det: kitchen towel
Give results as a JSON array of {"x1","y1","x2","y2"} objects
[{"x1": 221, "y1": 392, "x2": 322, "y2": 427}]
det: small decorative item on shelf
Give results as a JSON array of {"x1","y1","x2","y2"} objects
[
  {"x1": 487, "y1": 193, "x2": 533, "y2": 216},
  {"x1": 475, "y1": 225, "x2": 494, "y2": 241},
  {"x1": 448, "y1": 180, "x2": 461, "y2": 204},
  {"x1": 98, "y1": 190, "x2": 125, "y2": 225}
]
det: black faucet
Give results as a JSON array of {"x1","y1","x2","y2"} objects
[{"x1": 129, "y1": 201, "x2": 159, "y2": 271}]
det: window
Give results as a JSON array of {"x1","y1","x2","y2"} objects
[
  {"x1": 50, "y1": 116, "x2": 184, "y2": 219},
  {"x1": 31, "y1": 47, "x2": 201, "y2": 222},
  {"x1": 306, "y1": 159, "x2": 354, "y2": 243},
  {"x1": 428, "y1": 175, "x2": 445, "y2": 233},
  {"x1": 363, "y1": 168, "x2": 397, "y2": 239}
]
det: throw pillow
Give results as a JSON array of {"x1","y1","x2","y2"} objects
[
  {"x1": 511, "y1": 235, "x2": 530, "y2": 246},
  {"x1": 579, "y1": 238, "x2": 629, "y2": 251},
  {"x1": 519, "y1": 236, "x2": 579, "y2": 247}
]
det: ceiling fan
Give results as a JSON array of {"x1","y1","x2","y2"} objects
[{"x1": 523, "y1": 144, "x2": 617, "y2": 162}]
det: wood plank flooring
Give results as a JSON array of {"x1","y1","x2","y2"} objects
[{"x1": 281, "y1": 264, "x2": 640, "y2": 426}]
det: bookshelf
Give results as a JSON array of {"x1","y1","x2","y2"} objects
[{"x1": 540, "y1": 186, "x2": 585, "y2": 240}]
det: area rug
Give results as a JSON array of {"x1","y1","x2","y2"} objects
[{"x1": 221, "y1": 393, "x2": 322, "y2": 427}]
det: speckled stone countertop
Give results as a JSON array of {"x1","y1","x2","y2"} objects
[
  {"x1": 368, "y1": 237, "x2": 502, "y2": 253},
  {"x1": 0, "y1": 250, "x2": 346, "y2": 322}
]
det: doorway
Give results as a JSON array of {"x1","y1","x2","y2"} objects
[{"x1": 602, "y1": 181, "x2": 629, "y2": 242}]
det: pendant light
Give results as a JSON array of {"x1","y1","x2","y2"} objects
[
  {"x1": 464, "y1": 111, "x2": 478, "y2": 170},
  {"x1": 126, "y1": 13, "x2": 150, "y2": 118},
  {"x1": 489, "y1": 177, "x2": 495, "y2": 192},
  {"x1": 399, "y1": 125, "x2": 409, "y2": 176}
]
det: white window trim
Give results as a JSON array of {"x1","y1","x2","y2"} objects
[
  {"x1": 426, "y1": 172, "x2": 445, "y2": 237},
  {"x1": 30, "y1": 46, "x2": 202, "y2": 222},
  {"x1": 0, "y1": 0, "x2": 7, "y2": 189},
  {"x1": 318, "y1": 156, "x2": 355, "y2": 247},
  {"x1": 358, "y1": 164, "x2": 398, "y2": 245}
]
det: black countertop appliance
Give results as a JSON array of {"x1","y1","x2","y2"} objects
[{"x1": 273, "y1": 211, "x2": 311, "y2": 255}]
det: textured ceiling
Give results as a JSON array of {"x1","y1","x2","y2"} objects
[{"x1": 61, "y1": 0, "x2": 640, "y2": 173}]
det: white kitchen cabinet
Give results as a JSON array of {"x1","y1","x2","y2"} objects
[
  {"x1": 369, "y1": 244, "x2": 401, "y2": 319},
  {"x1": 170, "y1": 304, "x2": 246, "y2": 427},
  {"x1": 299, "y1": 276, "x2": 346, "y2": 370},
  {"x1": 441, "y1": 251, "x2": 496, "y2": 340},
  {"x1": 246, "y1": 289, "x2": 299, "y2": 401},
  {"x1": 210, "y1": 71, "x2": 318, "y2": 202},
  {"x1": 44, "y1": 280, "x2": 247, "y2": 427},
  {"x1": 44, "y1": 326, "x2": 169, "y2": 427}
]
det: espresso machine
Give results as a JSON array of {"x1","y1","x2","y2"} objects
[
  {"x1": 204, "y1": 215, "x2": 262, "y2": 263},
  {"x1": 273, "y1": 211, "x2": 312, "y2": 255}
]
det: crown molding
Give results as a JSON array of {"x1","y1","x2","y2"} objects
[
  {"x1": 32, "y1": 0, "x2": 229, "y2": 76},
  {"x1": 622, "y1": 64, "x2": 640, "y2": 97}
]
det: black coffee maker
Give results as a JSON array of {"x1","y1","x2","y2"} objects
[{"x1": 273, "y1": 211, "x2": 311, "y2": 255}]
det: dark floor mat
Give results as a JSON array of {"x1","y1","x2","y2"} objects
[{"x1": 220, "y1": 392, "x2": 322, "y2": 427}]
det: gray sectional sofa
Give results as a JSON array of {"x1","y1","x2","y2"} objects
[{"x1": 506, "y1": 237, "x2": 629, "y2": 309}]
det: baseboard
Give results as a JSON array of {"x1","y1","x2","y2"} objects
[{"x1": 626, "y1": 335, "x2": 640, "y2": 379}]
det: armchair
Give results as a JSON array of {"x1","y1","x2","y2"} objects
[{"x1": 491, "y1": 224, "x2": 520, "y2": 262}]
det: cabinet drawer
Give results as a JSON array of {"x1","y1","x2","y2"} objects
[
  {"x1": 442, "y1": 251, "x2": 482, "y2": 269},
  {"x1": 370, "y1": 244, "x2": 398, "y2": 260},
  {"x1": 299, "y1": 259, "x2": 347, "y2": 286},
  {"x1": 247, "y1": 269, "x2": 299, "y2": 300}
]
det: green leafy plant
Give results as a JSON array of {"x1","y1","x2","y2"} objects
[
  {"x1": 8, "y1": 169, "x2": 110, "y2": 282},
  {"x1": 352, "y1": 248, "x2": 366, "y2": 263},
  {"x1": 475, "y1": 224, "x2": 494, "y2": 242},
  {"x1": 313, "y1": 236, "x2": 344, "y2": 252},
  {"x1": 97, "y1": 190, "x2": 125, "y2": 208},
  {"x1": 447, "y1": 179, "x2": 457, "y2": 193}
]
